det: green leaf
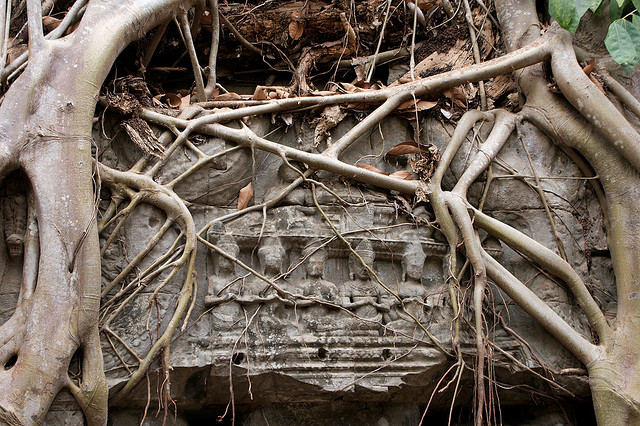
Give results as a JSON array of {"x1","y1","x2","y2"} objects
[
  {"x1": 610, "y1": 0, "x2": 630, "y2": 21},
  {"x1": 632, "y1": 0, "x2": 640, "y2": 11},
  {"x1": 550, "y1": 0, "x2": 577, "y2": 31},
  {"x1": 576, "y1": 0, "x2": 598, "y2": 19},
  {"x1": 549, "y1": 0, "x2": 597, "y2": 33},
  {"x1": 605, "y1": 19, "x2": 640, "y2": 72},
  {"x1": 617, "y1": 0, "x2": 627, "y2": 6},
  {"x1": 588, "y1": 0, "x2": 604, "y2": 13},
  {"x1": 632, "y1": 15, "x2": 640, "y2": 57}
]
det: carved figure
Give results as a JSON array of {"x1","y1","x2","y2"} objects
[
  {"x1": 341, "y1": 239, "x2": 385, "y2": 328},
  {"x1": 383, "y1": 241, "x2": 429, "y2": 330},
  {"x1": 3, "y1": 193, "x2": 26, "y2": 258},
  {"x1": 237, "y1": 237, "x2": 290, "y2": 328},
  {"x1": 299, "y1": 247, "x2": 341, "y2": 332},
  {"x1": 205, "y1": 234, "x2": 244, "y2": 331}
]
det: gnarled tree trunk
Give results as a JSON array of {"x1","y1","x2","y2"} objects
[{"x1": 0, "y1": 1, "x2": 196, "y2": 424}]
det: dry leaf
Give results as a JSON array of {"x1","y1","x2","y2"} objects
[
  {"x1": 583, "y1": 58, "x2": 595, "y2": 76},
  {"x1": 415, "y1": 0, "x2": 439, "y2": 12},
  {"x1": 417, "y1": 100, "x2": 438, "y2": 110},
  {"x1": 179, "y1": 94, "x2": 191, "y2": 110},
  {"x1": 443, "y1": 87, "x2": 467, "y2": 108},
  {"x1": 356, "y1": 164, "x2": 389, "y2": 175},
  {"x1": 340, "y1": 82, "x2": 372, "y2": 93},
  {"x1": 387, "y1": 144, "x2": 421, "y2": 156},
  {"x1": 66, "y1": 22, "x2": 79, "y2": 35},
  {"x1": 353, "y1": 80, "x2": 379, "y2": 90},
  {"x1": 289, "y1": 11, "x2": 304, "y2": 40},
  {"x1": 164, "y1": 93, "x2": 182, "y2": 108},
  {"x1": 389, "y1": 170, "x2": 413, "y2": 180},
  {"x1": 237, "y1": 182, "x2": 253, "y2": 211},
  {"x1": 397, "y1": 99, "x2": 416, "y2": 110},
  {"x1": 43, "y1": 16, "x2": 61, "y2": 32},
  {"x1": 252, "y1": 86, "x2": 269, "y2": 101},
  {"x1": 396, "y1": 99, "x2": 437, "y2": 112},
  {"x1": 386, "y1": 141, "x2": 434, "y2": 156}
]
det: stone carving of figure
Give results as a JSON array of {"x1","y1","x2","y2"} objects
[
  {"x1": 0, "y1": 189, "x2": 27, "y2": 323},
  {"x1": 205, "y1": 234, "x2": 243, "y2": 330},
  {"x1": 341, "y1": 239, "x2": 385, "y2": 329},
  {"x1": 299, "y1": 247, "x2": 341, "y2": 332},
  {"x1": 383, "y1": 241, "x2": 429, "y2": 331},
  {"x1": 3, "y1": 192, "x2": 26, "y2": 259},
  {"x1": 236, "y1": 237, "x2": 290, "y2": 328}
]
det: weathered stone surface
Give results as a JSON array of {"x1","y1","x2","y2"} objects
[{"x1": 0, "y1": 111, "x2": 604, "y2": 423}]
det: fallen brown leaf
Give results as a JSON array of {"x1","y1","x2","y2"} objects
[
  {"x1": 164, "y1": 93, "x2": 182, "y2": 108},
  {"x1": 583, "y1": 58, "x2": 595, "y2": 77},
  {"x1": 387, "y1": 144, "x2": 421, "y2": 156},
  {"x1": 387, "y1": 141, "x2": 433, "y2": 156},
  {"x1": 339, "y1": 82, "x2": 373, "y2": 93},
  {"x1": 43, "y1": 16, "x2": 61, "y2": 32},
  {"x1": 237, "y1": 182, "x2": 254, "y2": 211},
  {"x1": 396, "y1": 99, "x2": 438, "y2": 112},
  {"x1": 356, "y1": 164, "x2": 389, "y2": 175},
  {"x1": 252, "y1": 86, "x2": 269, "y2": 101},
  {"x1": 179, "y1": 94, "x2": 191, "y2": 110},
  {"x1": 389, "y1": 170, "x2": 413, "y2": 180},
  {"x1": 200, "y1": 10, "x2": 212, "y2": 26},
  {"x1": 289, "y1": 11, "x2": 304, "y2": 40}
]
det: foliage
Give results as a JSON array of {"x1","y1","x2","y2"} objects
[{"x1": 550, "y1": 0, "x2": 640, "y2": 71}]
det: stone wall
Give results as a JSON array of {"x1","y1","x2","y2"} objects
[{"x1": 0, "y1": 112, "x2": 607, "y2": 424}]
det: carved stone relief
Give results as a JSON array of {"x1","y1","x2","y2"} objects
[{"x1": 0, "y1": 114, "x2": 605, "y2": 422}]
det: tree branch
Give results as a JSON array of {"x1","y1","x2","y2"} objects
[
  {"x1": 26, "y1": 0, "x2": 44, "y2": 52},
  {"x1": 471, "y1": 206, "x2": 611, "y2": 343},
  {"x1": 178, "y1": 11, "x2": 206, "y2": 102},
  {"x1": 482, "y1": 248, "x2": 598, "y2": 366},
  {"x1": 552, "y1": 30, "x2": 640, "y2": 175},
  {"x1": 204, "y1": 0, "x2": 219, "y2": 98}
]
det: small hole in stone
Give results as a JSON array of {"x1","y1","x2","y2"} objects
[
  {"x1": 4, "y1": 354, "x2": 17, "y2": 370},
  {"x1": 232, "y1": 352, "x2": 245, "y2": 365},
  {"x1": 317, "y1": 347, "x2": 328, "y2": 359},
  {"x1": 382, "y1": 349, "x2": 392, "y2": 360}
]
